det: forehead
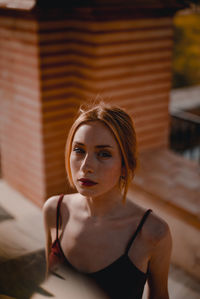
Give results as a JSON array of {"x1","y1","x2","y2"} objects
[{"x1": 73, "y1": 121, "x2": 118, "y2": 147}]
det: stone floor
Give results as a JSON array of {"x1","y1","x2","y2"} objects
[{"x1": 0, "y1": 179, "x2": 199, "y2": 299}]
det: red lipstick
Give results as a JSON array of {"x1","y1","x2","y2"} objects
[{"x1": 78, "y1": 178, "x2": 97, "y2": 187}]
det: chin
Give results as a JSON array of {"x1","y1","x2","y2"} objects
[
  {"x1": 77, "y1": 188, "x2": 106, "y2": 199},
  {"x1": 76, "y1": 186, "x2": 96, "y2": 197}
]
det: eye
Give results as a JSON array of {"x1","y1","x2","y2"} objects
[
  {"x1": 73, "y1": 147, "x2": 85, "y2": 154},
  {"x1": 97, "y1": 151, "x2": 112, "y2": 159}
]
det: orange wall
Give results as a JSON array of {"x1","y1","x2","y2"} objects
[
  {"x1": 0, "y1": 15, "x2": 46, "y2": 205},
  {"x1": 0, "y1": 13, "x2": 173, "y2": 206}
]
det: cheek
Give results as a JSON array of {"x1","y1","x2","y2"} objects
[
  {"x1": 102, "y1": 160, "x2": 121, "y2": 181},
  {"x1": 70, "y1": 154, "x2": 80, "y2": 173}
]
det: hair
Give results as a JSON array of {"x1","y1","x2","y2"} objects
[{"x1": 65, "y1": 101, "x2": 137, "y2": 204}]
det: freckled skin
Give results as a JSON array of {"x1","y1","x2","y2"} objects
[
  {"x1": 43, "y1": 120, "x2": 172, "y2": 299},
  {"x1": 70, "y1": 121, "x2": 122, "y2": 202}
]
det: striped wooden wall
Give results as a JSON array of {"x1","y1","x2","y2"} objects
[
  {"x1": 0, "y1": 12, "x2": 174, "y2": 205},
  {"x1": 39, "y1": 17, "x2": 173, "y2": 198},
  {"x1": 0, "y1": 15, "x2": 46, "y2": 206}
]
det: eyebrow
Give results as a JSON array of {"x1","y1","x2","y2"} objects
[{"x1": 73, "y1": 141, "x2": 113, "y2": 148}]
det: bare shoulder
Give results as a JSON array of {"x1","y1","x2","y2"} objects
[
  {"x1": 43, "y1": 193, "x2": 76, "y2": 227},
  {"x1": 125, "y1": 199, "x2": 171, "y2": 244},
  {"x1": 144, "y1": 210, "x2": 172, "y2": 247},
  {"x1": 43, "y1": 193, "x2": 76, "y2": 210},
  {"x1": 43, "y1": 194, "x2": 60, "y2": 212}
]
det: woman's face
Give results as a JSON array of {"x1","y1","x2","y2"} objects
[{"x1": 70, "y1": 121, "x2": 122, "y2": 199}]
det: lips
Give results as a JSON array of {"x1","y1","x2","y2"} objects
[{"x1": 78, "y1": 178, "x2": 97, "y2": 187}]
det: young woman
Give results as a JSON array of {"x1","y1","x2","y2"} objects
[{"x1": 43, "y1": 102, "x2": 172, "y2": 299}]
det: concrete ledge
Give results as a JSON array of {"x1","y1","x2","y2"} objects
[{"x1": 130, "y1": 148, "x2": 200, "y2": 280}]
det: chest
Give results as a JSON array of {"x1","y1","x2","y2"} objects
[
  {"x1": 59, "y1": 216, "x2": 135, "y2": 272},
  {"x1": 64, "y1": 216, "x2": 131, "y2": 251}
]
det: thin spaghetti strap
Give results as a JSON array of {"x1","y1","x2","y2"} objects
[
  {"x1": 56, "y1": 194, "x2": 64, "y2": 240},
  {"x1": 125, "y1": 209, "x2": 152, "y2": 255}
]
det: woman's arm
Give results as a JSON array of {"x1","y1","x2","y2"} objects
[
  {"x1": 42, "y1": 196, "x2": 58, "y2": 277},
  {"x1": 147, "y1": 223, "x2": 172, "y2": 299}
]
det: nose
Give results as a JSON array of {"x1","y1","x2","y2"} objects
[{"x1": 80, "y1": 153, "x2": 94, "y2": 174}]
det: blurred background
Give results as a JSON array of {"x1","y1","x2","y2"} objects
[
  {"x1": 0, "y1": 1, "x2": 199, "y2": 298},
  {"x1": 170, "y1": 3, "x2": 200, "y2": 164}
]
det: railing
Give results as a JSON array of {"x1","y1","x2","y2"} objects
[{"x1": 169, "y1": 109, "x2": 200, "y2": 164}]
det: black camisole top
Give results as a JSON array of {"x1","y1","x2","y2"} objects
[{"x1": 49, "y1": 194, "x2": 152, "y2": 299}]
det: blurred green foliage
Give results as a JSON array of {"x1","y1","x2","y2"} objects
[{"x1": 172, "y1": 13, "x2": 200, "y2": 88}]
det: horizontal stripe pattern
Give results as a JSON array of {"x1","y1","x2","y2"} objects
[
  {"x1": 39, "y1": 16, "x2": 173, "y2": 151},
  {"x1": 0, "y1": 15, "x2": 46, "y2": 206},
  {"x1": 0, "y1": 14, "x2": 173, "y2": 205}
]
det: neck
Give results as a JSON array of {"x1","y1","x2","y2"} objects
[{"x1": 83, "y1": 189, "x2": 124, "y2": 218}]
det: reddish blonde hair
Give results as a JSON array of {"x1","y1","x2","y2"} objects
[{"x1": 65, "y1": 102, "x2": 137, "y2": 203}]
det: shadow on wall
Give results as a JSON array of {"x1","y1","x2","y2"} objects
[{"x1": 0, "y1": 250, "x2": 51, "y2": 299}]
